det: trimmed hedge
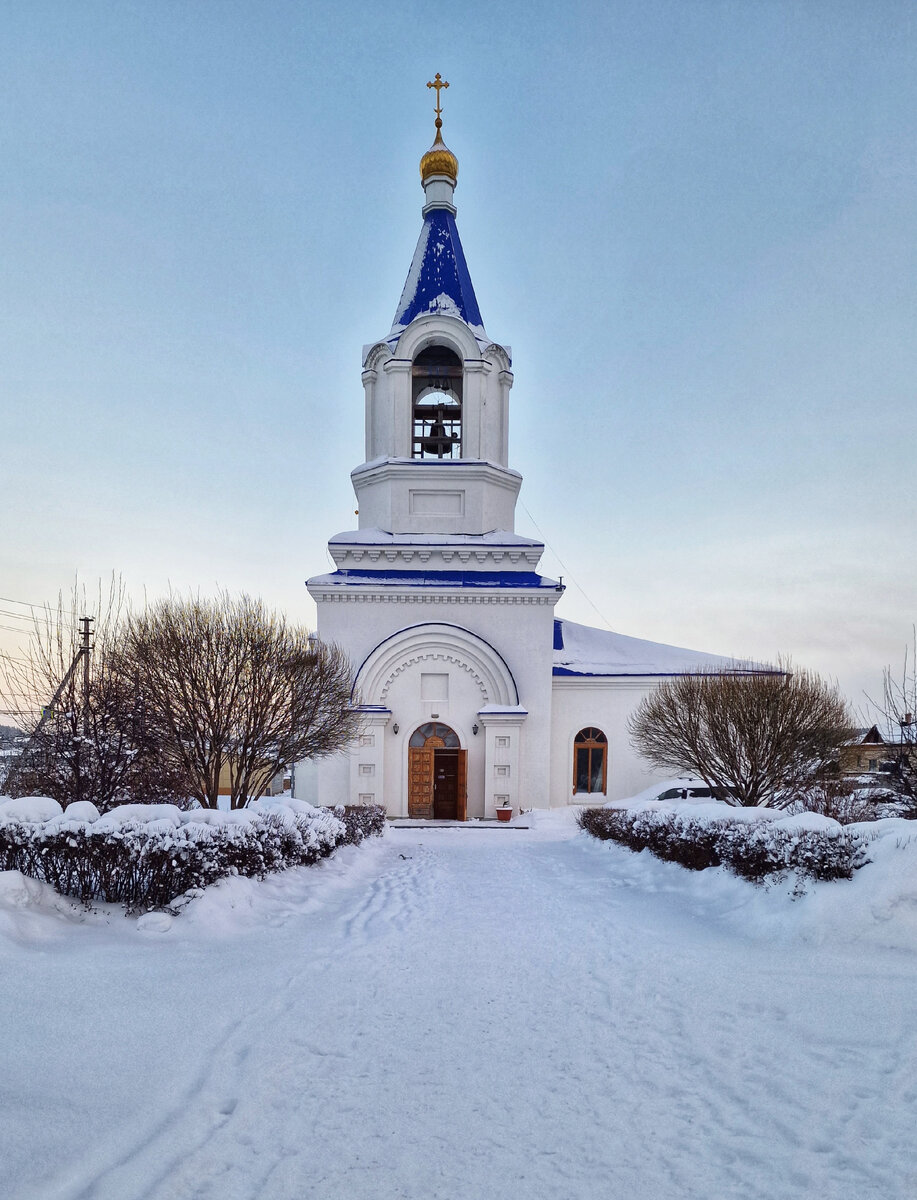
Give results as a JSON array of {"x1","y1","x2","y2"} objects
[
  {"x1": 0, "y1": 802, "x2": 386, "y2": 910},
  {"x1": 578, "y1": 806, "x2": 868, "y2": 883},
  {"x1": 335, "y1": 803, "x2": 387, "y2": 843}
]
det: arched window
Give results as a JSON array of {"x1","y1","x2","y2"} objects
[
  {"x1": 409, "y1": 721, "x2": 461, "y2": 749},
  {"x1": 573, "y1": 727, "x2": 607, "y2": 794},
  {"x1": 412, "y1": 345, "x2": 462, "y2": 459}
]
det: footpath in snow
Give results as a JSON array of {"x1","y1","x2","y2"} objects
[{"x1": 1, "y1": 810, "x2": 916, "y2": 1200}]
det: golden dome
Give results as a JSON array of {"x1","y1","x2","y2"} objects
[{"x1": 420, "y1": 125, "x2": 458, "y2": 184}]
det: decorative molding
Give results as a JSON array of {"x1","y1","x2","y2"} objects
[
  {"x1": 382, "y1": 357, "x2": 411, "y2": 375},
  {"x1": 483, "y1": 343, "x2": 512, "y2": 372},
  {"x1": 313, "y1": 591, "x2": 557, "y2": 606},
  {"x1": 363, "y1": 342, "x2": 392, "y2": 371},
  {"x1": 326, "y1": 545, "x2": 543, "y2": 570},
  {"x1": 392, "y1": 313, "x2": 484, "y2": 364},
  {"x1": 380, "y1": 649, "x2": 489, "y2": 704},
  {"x1": 354, "y1": 622, "x2": 519, "y2": 708}
]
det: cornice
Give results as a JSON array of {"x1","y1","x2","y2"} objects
[
  {"x1": 351, "y1": 458, "x2": 523, "y2": 490},
  {"x1": 328, "y1": 545, "x2": 544, "y2": 570},
  {"x1": 551, "y1": 675, "x2": 660, "y2": 690},
  {"x1": 309, "y1": 588, "x2": 560, "y2": 607}
]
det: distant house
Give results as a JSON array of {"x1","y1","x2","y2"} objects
[
  {"x1": 839, "y1": 724, "x2": 915, "y2": 776},
  {"x1": 217, "y1": 762, "x2": 288, "y2": 799}
]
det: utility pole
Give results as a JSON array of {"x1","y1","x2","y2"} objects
[{"x1": 79, "y1": 616, "x2": 94, "y2": 739}]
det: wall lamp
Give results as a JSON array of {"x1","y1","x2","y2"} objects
[
  {"x1": 392, "y1": 722, "x2": 399, "y2": 735},
  {"x1": 472, "y1": 723, "x2": 479, "y2": 736}
]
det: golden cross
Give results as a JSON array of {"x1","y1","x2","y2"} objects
[{"x1": 426, "y1": 73, "x2": 449, "y2": 127}]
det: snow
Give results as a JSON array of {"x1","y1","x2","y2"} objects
[
  {"x1": 94, "y1": 802, "x2": 185, "y2": 827},
  {"x1": 64, "y1": 800, "x2": 100, "y2": 822},
  {"x1": 329, "y1": 526, "x2": 540, "y2": 547},
  {"x1": 0, "y1": 794, "x2": 62, "y2": 821},
  {"x1": 388, "y1": 208, "x2": 490, "y2": 346},
  {"x1": 1, "y1": 813, "x2": 915, "y2": 1198},
  {"x1": 554, "y1": 616, "x2": 747, "y2": 676}
]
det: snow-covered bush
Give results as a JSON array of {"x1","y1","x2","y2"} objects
[
  {"x1": 578, "y1": 805, "x2": 868, "y2": 883},
  {"x1": 335, "y1": 804, "x2": 387, "y2": 844},
  {"x1": 0, "y1": 800, "x2": 385, "y2": 909}
]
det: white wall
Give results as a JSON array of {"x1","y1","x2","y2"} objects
[
  {"x1": 314, "y1": 591, "x2": 557, "y2": 813},
  {"x1": 549, "y1": 677, "x2": 671, "y2": 805}
]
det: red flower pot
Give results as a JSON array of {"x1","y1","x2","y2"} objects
[{"x1": 496, "y1": 806, "x2": 512, "y2": 822}]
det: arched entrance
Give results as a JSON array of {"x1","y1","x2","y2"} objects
[{"x1": 408, "y1": 722, "x2": 467, "y2": 821}]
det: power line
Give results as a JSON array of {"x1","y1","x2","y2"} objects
[
  {"x1": 0, "y1": 594, "x2": 49, "y2": 609},
  {"x1": 518, "y1": 499, "x2": 616, "y2": 633},
  {"x1": 0, "y1": 608, "x2": 76, "y2": 630}
]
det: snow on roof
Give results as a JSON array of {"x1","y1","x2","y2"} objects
[
  {"x1": 389, "y1": 209, "x2": 487, "y2": 342},
  {"x1": 329, "y1": 528, "x2": 542, "y2": 549},
  {"x1": 552, "y1": 618, "x2": 746, "y2": 678}
]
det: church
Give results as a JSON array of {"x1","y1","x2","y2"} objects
[{"x1": 299, "y1": 81, "x2": 729, "y2": 820}]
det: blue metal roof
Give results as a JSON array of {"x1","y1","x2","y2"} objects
[
  {"x1": 311, "y1": 569, "x2": 559, "y2": 590},
  {"x1": 391, "y1": 209, "x2": 484, "y2": 335}
]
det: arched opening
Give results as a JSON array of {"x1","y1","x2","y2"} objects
[
  {"x1": 573, "y1": 727, "x2": 607, "y2": 795},
  {"x1": 408, "y1": 722, "x2": 467, "y2": 820},
  {"x1": 412, "y1": 345, "x2": 463, "y2": 459}
]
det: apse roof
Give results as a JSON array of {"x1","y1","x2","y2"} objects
[{"x1": 389, "y1": 209, "x2": 487, "y2": 343}]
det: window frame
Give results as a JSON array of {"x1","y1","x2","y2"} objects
[{"x1": 572, "y1": 727, "x2": 608, "y2": 795}]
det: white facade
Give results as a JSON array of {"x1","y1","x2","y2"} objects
[{"x1": 299, "y1": 125, "x2": 730, "y2": 817}]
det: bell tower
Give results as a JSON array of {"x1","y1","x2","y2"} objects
[{"x1": 353, "y1": 76, "x2": 520, "y2": 537}]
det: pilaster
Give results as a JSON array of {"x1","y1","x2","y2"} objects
[
  {"x1": 382, "y1": 358, "x2": 412, "y2": 459},
  {"x1": 478, "y1": 707, "x2": 528, "y2": 817},
  {"x1": 348, "y1": 706, "x2": 392, "y2": 808}
]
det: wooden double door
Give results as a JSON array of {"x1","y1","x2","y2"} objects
[{"x1": 408, "y1": 724, "x2": 467, "y2": 821}]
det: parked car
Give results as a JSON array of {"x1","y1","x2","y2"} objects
[{"x1": 651, "y1": 781, "x2": 737, "y2": 803}]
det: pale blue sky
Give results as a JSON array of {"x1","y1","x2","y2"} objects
[{"x1": 2, "y1": 0, "x2": 915, "y2": 709}]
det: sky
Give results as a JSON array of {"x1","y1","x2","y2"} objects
[{"x1": 1, "y1": 0, "x2": 915, "y2": 714}]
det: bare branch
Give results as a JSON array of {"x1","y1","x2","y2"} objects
[
  {"x1": 122, "y1": 594, "x2": 361, "y2": 809},
  {"x1": 628, "y1": 660, "x2": 853, "y2": 808}
]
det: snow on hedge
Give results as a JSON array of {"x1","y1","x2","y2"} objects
[
  {"x1": 0, "y1": 796, "x2": 384, "y2": 910},
  {"x1": 580, "y1": 796, "x2": 870, "y2": 882}
]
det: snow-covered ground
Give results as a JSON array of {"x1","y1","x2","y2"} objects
[{"x1": 2, "y1": 810, "x2": 915, "y2": 1200}]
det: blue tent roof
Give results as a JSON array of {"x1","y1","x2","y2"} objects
[{"x1": 390, "y1": 209, "x2": 485, "y2": 337}]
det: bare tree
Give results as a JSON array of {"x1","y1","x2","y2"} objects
[
  {"x1": 628, "y1": 662, "x2": 853, "y2": 808},
  {"x1": 0, "y1": 580, "x2": 192, "y2": 810},
  {"x1": 872, "y1": 630, "x2": 917, "y2": 813},
  {"x1": 122, "y1": 594, "x2": 361, "y2": 809}
]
